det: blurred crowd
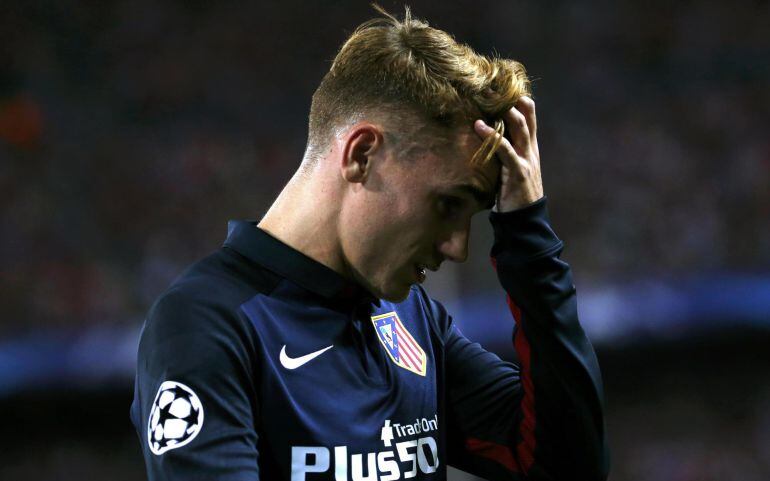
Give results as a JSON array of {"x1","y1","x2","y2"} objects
[
  {"x1": 1, "y1": 0, "x2": 768, "y2": 338},
  {"x1": 1, "y1": 2, "x2": 769, "y2": 480}
]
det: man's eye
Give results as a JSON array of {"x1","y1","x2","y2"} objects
[{"x1": 437, "y1": 196, "x2": 464, "y2": 219}]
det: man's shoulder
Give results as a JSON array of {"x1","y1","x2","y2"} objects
[{"x1": 142, "y1": 247, "x2": 281, "y2": 340}]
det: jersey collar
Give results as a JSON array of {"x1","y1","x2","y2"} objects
[{"x1": 223, "y1": 220, "x2": 379, "y2": 307}]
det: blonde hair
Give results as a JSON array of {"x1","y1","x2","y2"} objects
[{"x1": 306, "y1": 4, "x2": 531, "y2": 165}]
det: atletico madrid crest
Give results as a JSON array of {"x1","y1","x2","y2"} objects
[{"x1": 371, "y1": 311, "x2": 427, "y2": 376}]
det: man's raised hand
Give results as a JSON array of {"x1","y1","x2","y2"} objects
[{"x1": 474, "y1": 96, "x2": 544, "y2": 212}]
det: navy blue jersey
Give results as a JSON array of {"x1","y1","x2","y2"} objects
[{"x1": 130, "y1": 198, "x2": 609, "y2": 480}]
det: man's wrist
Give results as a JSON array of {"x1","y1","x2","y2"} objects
[
  {"x1": 493, "y1": 194, "x2": 546, "y2": 213},
  {"x1": 489, "y1": 196, "x2": 562, "y2": 264}
]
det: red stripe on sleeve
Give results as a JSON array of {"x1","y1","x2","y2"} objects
[
  {"x1": 507, "y1": 293, "x2": 536, "y2": 472},
  {"x1": 464, "y1": 437, "x2": 519, "y2": 472},
  {"x1": 463, "y1": 257, "x2": 536, "y2": 474}
]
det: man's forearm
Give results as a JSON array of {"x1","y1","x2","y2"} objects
[{"x1": 490, "y1": 197, "x2": 610, "y2": 480}]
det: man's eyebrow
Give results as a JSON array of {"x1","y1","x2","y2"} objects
[{"x1": 450, "y1": 183, "x2": 496, "y2": 210}]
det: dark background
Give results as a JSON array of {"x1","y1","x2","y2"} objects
[{"x1": 1, "y1": 1, "x2": 768, "y2": 479}]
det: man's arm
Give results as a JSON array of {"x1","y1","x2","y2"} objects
[
  {"x1": 430, "y1": 197, "x2": 609, "y2": 480},
  {"x1": 435, "y1": 97, "x2": 608, "y2": 479},
  {"x1": 130, "y1": 288, "x2": 261, "y2": 480}
]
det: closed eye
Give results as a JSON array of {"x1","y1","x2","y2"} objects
[
  {"x1": 449, "y1": 184, "x2": 496, "y2": 211},
  {"x1": 437, "y1": 195, "x2": 465, "y2": 220}
]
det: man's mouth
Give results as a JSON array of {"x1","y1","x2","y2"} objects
[
  {"x1": 415, "y1": 264, "x2": 427, "y2": 284},
  {"x1": 414, "y1": 263, "x2": 439, "y2": 284}
]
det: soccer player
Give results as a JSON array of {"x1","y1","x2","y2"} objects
[{"x1": 131, "y1": 6, "x2": 609, "y2": 481}]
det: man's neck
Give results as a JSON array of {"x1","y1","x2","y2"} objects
[{"x1": 257, "y1": 171, "x2": 351, "y2": 280}]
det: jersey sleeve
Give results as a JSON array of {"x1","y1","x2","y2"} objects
[
  {"x1": 433, "y1": 197, "x2": 610, "y2": 480},
  {"x1": 130, "y1": 287, "x2": 261, "y2": 481}
]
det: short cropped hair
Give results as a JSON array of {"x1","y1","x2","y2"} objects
[{"x1": 305, "y1": 4, "x2": 531, "y2": 166}]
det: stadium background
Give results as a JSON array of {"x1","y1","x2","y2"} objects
[{"x1": 1, "y1": 0, "x2": 768, "y2": 479}]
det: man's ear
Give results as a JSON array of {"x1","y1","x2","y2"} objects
[{"x1": 340, "y1": 123, "x2": 383, "y2": 183}]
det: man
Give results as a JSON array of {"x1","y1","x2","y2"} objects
[{"x1": 131, "y1": 6, "x2": 609, "y2": 481}]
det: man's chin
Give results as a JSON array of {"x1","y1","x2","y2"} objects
[
  {"x1": 377, "y1": 283, "x2": 413, "y2": 303},
  {"x1": 358, "y1": 272, "x2": 413, "y2": 303}
]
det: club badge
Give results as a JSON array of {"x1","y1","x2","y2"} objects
[{"x1": 371, "y1": 311, "x2": 427, "y2": 376}]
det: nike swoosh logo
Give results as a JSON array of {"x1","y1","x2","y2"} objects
[{"x1": 279, "y1": 344, "x2": 334, "y2": 369}]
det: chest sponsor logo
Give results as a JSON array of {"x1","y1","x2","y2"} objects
[
  {"x1": 291, "y1": 415, "x2": 440, "y2": 481},
  {"x1": 280, "y1": 344, "x2": 334, "y2": 370},
  {"x1": 371, "y1": 312, "x2": 427, "y2": 377}
]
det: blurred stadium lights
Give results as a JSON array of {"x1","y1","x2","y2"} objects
[
  {"x1": 2, "y1": 274, "x2": 768, "y2": 399},
  {"x1": 451, "y1": 274, "x2": 770, "y2": 354}
]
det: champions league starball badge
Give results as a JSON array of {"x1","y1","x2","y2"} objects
[{"x1": 147, "y1": 380, "x2": 204, "y2": 455}]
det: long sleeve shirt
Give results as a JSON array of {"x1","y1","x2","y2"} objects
[{"x1": 130, "y1": 197, "x2": 609, "y2": 480}]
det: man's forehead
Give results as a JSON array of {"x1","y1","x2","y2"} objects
[
  {"x1": 434, "y1": 150, "x2": 499, "y2": 209},
  {"x1": 440, "y1": 131, "x2": 499, "y2": 186},
  {"x1": 393, "y1": 120, "x2": 499, "y2": 206}
]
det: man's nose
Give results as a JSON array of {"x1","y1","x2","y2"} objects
[{"x1": 437, "y1": 227, "x2": 469, "y2": 263}]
